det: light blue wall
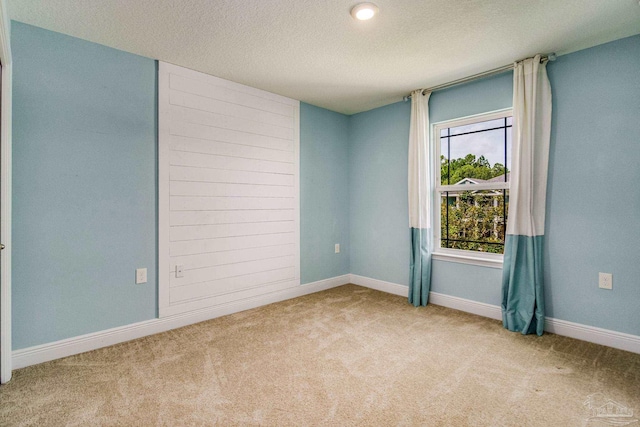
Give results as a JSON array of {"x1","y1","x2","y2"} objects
[
  {"x1": 429, "y1": 72, "x2": 513, "y2": 123},
  {"x1": 349, "y1": 102, "x2": 412, "y2": 284},
  {"x1": 349, "y1": 73, "x2": 512, "y2": 302},
  {"x1": 349, "y1": 35, "x2": 640, "y2": 335},
  {"x1": 300, "y1": 103, "x2": 350, "y2": 284},
  {"x1": 544, "y1": 35, "x2": 640, "y2": 334},
  {"x1": 12, "y1": 22, "x2": 158, "y2": 349},
  {"x1": 429, "y1": 72, "x2": 513, "y2": 304}
]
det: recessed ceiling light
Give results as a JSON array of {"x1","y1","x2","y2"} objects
[{"x1": 351, "y1": 3, "x2": 379, "y2": 21}]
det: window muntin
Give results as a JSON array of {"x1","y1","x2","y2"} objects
[{"x1": 435, "y1": 111, "x2": 512, "y2": 255}]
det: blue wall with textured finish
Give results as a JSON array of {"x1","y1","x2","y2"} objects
[
  {"x1": 349, "y1": 35, "x2": 640, "y2": 335},
  {"x1": 429, "y1": 72, "x2": 513, "y2": 124},
  {"x1": 12, "y1": 22, "x2": 158, "y2": 349},
  {"x1": 544, "y1": 35, "x2": 640, "y2": 334},
  {"x1": 349, "y1": 73, "x2": 512, "y2": 298},
  {"x1": 349, "y1": 102, "x2": 412, "y2": 284},
  {"x1": 428, "y1": 72, "x2": 513, "y2": 304},
  {"x1": 300, "y1": 103, "x2": 350, "y2": 284}
]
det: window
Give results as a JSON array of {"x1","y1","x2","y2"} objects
[{"x1": 433, "y1": 110, "x2": 512, "y2": 264}]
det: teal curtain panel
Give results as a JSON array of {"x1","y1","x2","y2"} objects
[
  {"x1": 407, "y1": 90, "x2": 432, "y2": 306},
  {"x1": 501, "y1": 55, "x2": 552, "y2": 336}
]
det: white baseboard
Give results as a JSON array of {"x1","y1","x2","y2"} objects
[
  {"x1": 12, "y1": 275, "x2": 351, "y2": 369},
  {"x1": 544, "y1": 317, "x2": 640, "y2": 355},
  {"x1": 350, "y1": 274, "x2": 640, "y2": 355},
  {"x1": 12, "y1": 273, "x2": 640, "y2": 370},
  {"x1": 349, "y1": 274, "x2": 408, "y2": 297},
  {"x1": 428, "y1": 291, "x2": 503, "y2": 321}
]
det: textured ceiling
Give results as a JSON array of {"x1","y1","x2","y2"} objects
[{"x1": 8, "y1": 0, "x2": 640, "y2": 115}]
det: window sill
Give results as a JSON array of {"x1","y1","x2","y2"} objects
[{"x1": 432, "y1": 250, "x2": 503, "y2": 269}]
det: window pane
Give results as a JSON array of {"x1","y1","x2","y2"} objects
[
  {"x1": 440, "y1": 190, "x2": 509, "y2": 254},
  {"x1": 438, "y1": 114, "x2": 512, "y2": 254},
  {"x1": 449, "y1": 117, "x2": 506, "y2": 136},
  {"x1": 444, "y1": 128, "x2": 510, "y2": 184},
  {"x1": 506, "y1": 126, "x2": 512, "y2": 173},
  {"x1": 441, "y1": 136, "x2": 450, "y2": 184}
]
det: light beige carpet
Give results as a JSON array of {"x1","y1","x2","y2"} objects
[{"x1": 1, "y1": 284, "x2": 639, "y2": 426}]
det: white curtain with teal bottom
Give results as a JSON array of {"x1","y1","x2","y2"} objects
[
  {"x1": 408, "y1": 90, "x2": 432, "y2": 306},
  {"x1": 502, "y1": 55, "x2": 552, "y2": 335}
]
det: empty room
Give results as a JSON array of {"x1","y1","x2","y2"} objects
[{"x1": 0, "y1": 0, "x2": 639, "y2": 425}]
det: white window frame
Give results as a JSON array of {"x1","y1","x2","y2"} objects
[{"x1": 431, "y1": 108, "x2": 512, "y2": 269}]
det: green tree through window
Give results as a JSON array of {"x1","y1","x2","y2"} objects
[
  {"x1": 436, "y1": 113, "x2": 511, "y2": 254},
  {"x1": 441, "y1": 154, "x2": 508, "y2": 185}
]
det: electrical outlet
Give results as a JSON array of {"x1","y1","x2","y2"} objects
[
  {"x1": 176, "y1": 265, "x2": 184, "y2": 278},
  {"x1": 335, "y1": 244, "x2": 340, "y2": 254},
  {"x1": 136, "y1": 268, "x2": 147, "y2": 285},
  {"x1": 598, "y1": 272, "x2": 612, "y2": 290}
]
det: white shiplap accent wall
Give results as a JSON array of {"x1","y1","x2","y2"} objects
[{"x1": 159, "y1": 62, "x2": 300, "y2": 317}]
